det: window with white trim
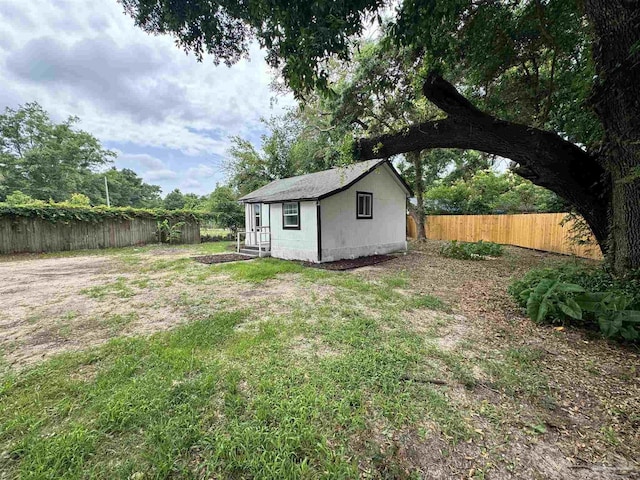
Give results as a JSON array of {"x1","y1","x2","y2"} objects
[
  {"x1": 356, "y1": 192, "x2": 373, "y2": 219},
  {"x1": 282, "y1": 202, "x2": 300, "y2": 229}
]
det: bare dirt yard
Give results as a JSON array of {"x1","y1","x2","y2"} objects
[
  {"x1": 0, "y1": 241, "x2": 638, "y2": 479},
  {"x1": 0, "y1": 244, "x2": 330, "y2": 367}
]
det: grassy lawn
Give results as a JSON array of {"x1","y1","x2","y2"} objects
[
  {"x1": 0, "y1": 242, "x2": 638, "y2": 479},
  {"x1": 200, "y1": 227, "x2": 232, "y2": 238}
]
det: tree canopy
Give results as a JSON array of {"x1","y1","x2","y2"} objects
[
  {"x1": 0, "y1": 103, "x2": 164, "y2": 208},
  {"x1": 0, "y1": 103, "x2": 114, "y2": 202}
]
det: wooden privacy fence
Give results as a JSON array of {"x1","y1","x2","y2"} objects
[
  {"x1": 0, "y1": 216, "x2": 200, "y2": 255},
  {"x1": 407, "y1": 213, "x2": 602, "y2": 260}
]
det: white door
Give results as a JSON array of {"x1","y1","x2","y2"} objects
[{"x1": 245, "y1": 203, "x2": 260, "y2": 245}]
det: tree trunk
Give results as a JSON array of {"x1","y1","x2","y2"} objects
[
  {"x1": 406, "y1": 151, "x2": 426, "y2": 240},
  {"x1": 585, "y1": 0, "x2": 640, "y2": 273}
]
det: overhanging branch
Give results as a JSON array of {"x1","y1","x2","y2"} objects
[{"x1": 355, "y1": 73, "x2": 609, "y2": 243}]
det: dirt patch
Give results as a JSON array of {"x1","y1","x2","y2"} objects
[
  {"x1": 0, "y1": 254, "x2": 336, "y2": 368},
  {"x1": 193, "y1": 254, "x2": 253, "y2": 264},
  {"x1": 289, "y1": 335, "x2": 342, "y2": 359},
  {"x1": 302, "y1": 254, "x2": 396, "y2": 271}
]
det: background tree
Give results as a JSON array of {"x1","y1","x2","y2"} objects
[
  {"x1": 65, "y1": 193, "x2": 91, "y2": 207},
  {"x1": 226, "y1": 111, "x2": 344, "y2": 196},
  {"x1": 83, "y1": 168, "x2": 162, "y2": 207},
  {"x1": 0, "y1": 103, "x2": 114, "y2": 202},
  {"x1": 183, "y1": 193, "x2": 203, "y2": 210},
  {"x1": 0, "y1": 103, "x2": 164, "y2": 208},
  {"x1": 2, "y1": 190, "x2": 44, "y2": 206},
  {"x1": 163, "y1": 189, "x2": 186, "y2": 210},
  {"x1": 205, "y1": 185, "x2": 244, "y2": 233},
  {"x1": 425, "y1": 170, "x2": 566, "y2": 215}
]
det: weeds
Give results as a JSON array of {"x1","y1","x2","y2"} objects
[
  {"x1": 440, "y1": 240, "x2": 504, "y2": 260},
  {"x1": 81, "y1": 277, "x2": 135, "y2": 299}
]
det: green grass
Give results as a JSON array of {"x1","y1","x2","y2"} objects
[
  {"x1": 213, "y1": 258, "x2": 313, "y2": 282},
  {"x1": 200, "y1": 227, "x2": 231, "y2": 237},
  {"x1": 196, "y1": 241, "x2": 234, "y2": 254},
  {"x1": 0, "y1": 245, "x2": 551, "y2": 478},
  {"x1": 409, "y1": 294, "x2": 450, "y2": 311},
  {"x1": 0, "y1": 301, "x2": 467, "y2": 478},
  {"x1": 81, "y1": 277, "x2": 135, "y2": 299}
]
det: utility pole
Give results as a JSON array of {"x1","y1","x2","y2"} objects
[{"x1": 104, "y1": 176, "x2": 110, "y2": 207}]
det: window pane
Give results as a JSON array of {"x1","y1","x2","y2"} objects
[
  {"x1": 284, "y1": 203, "x2": 298, "y2": 215},
  {"x1": 283, "y1": 203, "x2": 299, "y2": 227},
  {"x1": 357, "y1": 193, "x2": 372, "y2": 217}
]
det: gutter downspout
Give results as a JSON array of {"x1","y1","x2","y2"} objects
[{"x1": 316, "y1": 201, "x2": 322, "y2": 262}]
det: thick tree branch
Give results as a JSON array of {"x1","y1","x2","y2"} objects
[{"x1": 356, "y1": 73, "x2": 609, "y2": 244}]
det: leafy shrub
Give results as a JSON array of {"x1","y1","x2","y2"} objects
[
  {"x1": 439, "y1": 240, "x2": 504, "y2": 260},
  {"x1": 201, "y1": 232, "x2": 235, "y2": 243},
  {"x1": 509, "y1": 263, "x2": 640, "y2": 342},
  {"x1": 3, "y1": 190, "x2": 45, "y2": 206},
  {"x1": 156, "y1": 219, "x2": 185, "y2": 244},
  {"x1": 65, "y1": 193, "x2": 91, "y2": 206}
]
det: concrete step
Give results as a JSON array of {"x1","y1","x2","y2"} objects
[
  {"x1": 241, "y1": 244, "x2": 271, "y2": 251},
  {"x1": 238, "y1": 249, "x2": 271, "y2": 257}
]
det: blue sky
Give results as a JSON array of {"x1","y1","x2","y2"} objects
[{"x1": 0, "y1": 0, "x2": 295, "y2": 196}]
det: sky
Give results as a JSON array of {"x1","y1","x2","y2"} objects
[{"x1": 0, "y1": 0, "x2": 296, "y2": 196}]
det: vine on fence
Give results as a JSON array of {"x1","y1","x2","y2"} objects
[{"x1": 0, "y1": 205, "x2": 210, "y2": 224}]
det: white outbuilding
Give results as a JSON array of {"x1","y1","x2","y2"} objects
[{"x1": 237, "y1": 159, "x2": 412, "y2": 263}]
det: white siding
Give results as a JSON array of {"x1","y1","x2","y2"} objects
[
  {"x1": 319, "y1": 163, "x2": 407, "y2": 261},
  {"x1": 270, "y1": 201, "x2": 318, "y2": 262}
]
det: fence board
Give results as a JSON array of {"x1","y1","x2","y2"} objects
[
  {"x1": 406, "y1": 213, "x2": 602, "y2": 260},
  {"x1": 0, "y1": 216, "x2": 200, "y2": 254}
]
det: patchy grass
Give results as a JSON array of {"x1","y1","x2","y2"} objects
[
  {"x1": 1, "y1": 240, "x2": 638, "y2": 478},
  {"x1": 81, "y1": 277, "x2": 135, "y2": 299},
  {"x1": 409, "y1": 294, "x2": 450, "y2": 312},
  {"x1": 0, "y1": 263, "x2": 471, "y2": 479},
  {"x1": 0, "y1": 241, "x2": 235, "y2": 263}
]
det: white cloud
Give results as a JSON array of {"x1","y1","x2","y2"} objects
[
  {"x1": 145, "y1": 169, "x2": 179, "y2": 181},
  {"x1": 180, "y1": 178, "x2": 203, "y2": 189},
  {"x1": 115, "y1": 152, "x2": 166, "y2": 170},
  {"x1": 0, "y1": 0, "x2": 295, "y2": 163},
  {"x1": 186, "y1": 164, "x2": 217, "y2": 179}
]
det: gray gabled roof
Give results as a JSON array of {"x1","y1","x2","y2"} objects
[{"x1": 238, "y1": 159, "x2": 411, "y2": 203}]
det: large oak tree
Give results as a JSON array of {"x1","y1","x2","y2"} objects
[{"x1": 121, "y1": 0, "x2": 639, "y2": 273}]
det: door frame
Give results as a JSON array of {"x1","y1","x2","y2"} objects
[{"x1": 247, "y1": 203, "x2": 262, "y2": 245}]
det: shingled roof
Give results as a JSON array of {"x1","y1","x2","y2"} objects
[{"x1": 238, "y1": 159, "x2": 411, "y2": 203}]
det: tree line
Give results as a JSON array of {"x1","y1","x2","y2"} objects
[{"x1": 0, "y1": 103, "x2": 244, "y2": 231}]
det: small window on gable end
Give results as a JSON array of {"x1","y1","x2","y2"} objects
[
  {"x1": 282, "y1": 202, "x2": 300, "y2": 229},
  {"x1": 356, "y1": 192, "x2": 373, "y2": 219}
]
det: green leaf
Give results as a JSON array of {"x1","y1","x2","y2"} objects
[
  {"x1": 558, "y1": 299, "x2": 582, "y2": 320},
  {"x1": 555, "y1": 283, "x2": 586, "y2": 293},
  {"x1": 615, "y1": 310, "x2": 640, "y2": 324}
]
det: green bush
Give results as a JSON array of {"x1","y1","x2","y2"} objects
[
  {"x1": 439, "y1": 240, "x2": 504, "y2": 260},
  {"x1": 508, "y1": 263, "x2": 640, "y2": 342},
  {"x1": 0, "y1": 204, "x2": 210, "y2": 224}
]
